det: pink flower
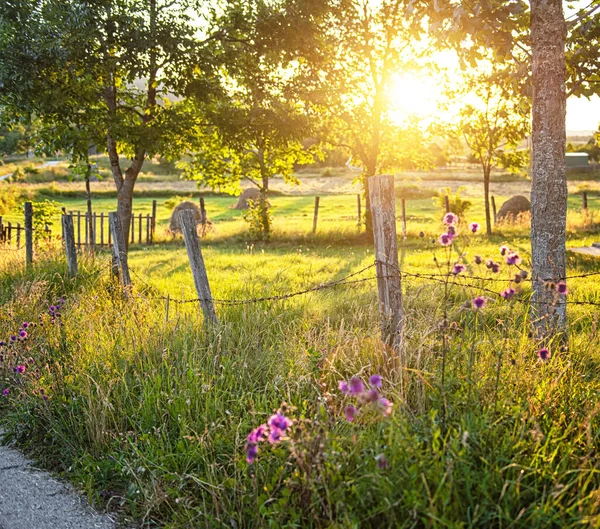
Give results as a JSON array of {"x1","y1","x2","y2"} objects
[
  {"x1": 246, "y1": 442, "x2": 258, "y2": 464},
  {"x1": 472, "y1": 297, "x2": 486, "y2": 310},
  {"x1": 363, "y1": 388, "x2": 380, "y2": 403},
  {"x1": 268, "y1": 412, "x2": 291, "y2": 433},
  {"x1": 345, "y1": 405, "x2": 357, "y2": 422},
  {"x1": 474, "y1": 255, "x2": 482, "y2": 265},
  {"x1": 501, "y1": 287, "x2": 516, "y2": 300},
  {"x1": 500, "y1": 245, "x2": 509, "y2": 256},
  {"x1": 538, "y1": 347, "x2": 550, "y2": 361},
  {"x1": 338, "y1": 380, "x2": 349, "y2": 394},
  {"x1": 15, "y1": 365, "x2": 25, "y2": 374},
  {"x1": 469, "y1": 222, "x2": 479, "y2": 233},
  {"x1": 556, "y1": 281, "x2": 568, "y2": 295},
  {"x1": 378, "y1": 398, "x2": 393, "y2": 416},
  {"x1": 506, "y1": 253, "x2": 521, "y2": 266},
  {"x1": 2, "y1": 389, "x2": 8, "y2": 396},
  {"x1": 443, "y1": 212, "x2": 458, "y2": 225},
  {"x1": 438, "y1": 233, "x2": 453, "y2": 246},
  {"x1": 247, "y1": 425, "x2": 266, "y2": 444},
  {"x1": 452, "y1": 264, "x2": 466, "y2": 275}
]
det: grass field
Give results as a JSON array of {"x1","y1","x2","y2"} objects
[{"x1": 2, "y1": 174, "x2": 600, "y2": 527}]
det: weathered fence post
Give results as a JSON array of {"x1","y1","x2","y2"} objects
[
  {"x1": 357, "y1": 194, "x2": 361, "y2": 230},
  {"x1": 0, "y1": 217, "x2": 3, "y2": 242},
  {"x1": 151, "y1": 200, "x2": 157, "y2": 239},
  {"x1": 401, "y1": 198, "x2": 407, "y2": 240},
  {"x1": 444, "y1": 195, "x2": 450, "y2": 214},
  {"x1": 24, "y1": 202, "x2": 33, "y2": 268},
  {"x1": 146, "y1": 214, "x2": 151, "y2": 244},
  {"x1": 582, "y1": 192, "x2": 588, "y2": 211},
  {"x1": 138, "y1": 213, "x2": 142, "y2": 244},
  {"x1": 109, "y1": 212, "x2": 132, "y2": 289},
  {"x1": 368, "y1": 175, "x2": 403, "y2": 353},
  {"x1": 76, "y1": 211, "x2": 81, "y2": 247},
  {"x1": 179, "y1": 209, "x2": 218, "y2": 325},
  {"x1": 199, "y1": 197, "x2": 207, "y2": 236},
  {"x1": 491, "y1": 195, "x2": 497, "y2": 225},
  {"x1": 312, "y1": 196, "x2": 320, "y2": 234},
  {"x1": 16, "y1": 223, "x2": 21, "y2": 248},
  {"x1": 62, "y1": 214, "x2": 77, "y2": 277},
  {"x1": 100, "y1": 212, "x2": 105, "y2": 246},
  {"x1": 130, "y1": 214, "x2": 135, "y2": 245}
]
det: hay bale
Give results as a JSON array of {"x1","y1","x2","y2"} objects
[
  {"x1": 497, "y1": 195, "x2": 530, "y2": 221},
  {"x1": 168, "y1": 201, "x2": 203, "y2": 234},
  {"x1": 234, "y1": 188, "x2": 261, "y2": 209}
]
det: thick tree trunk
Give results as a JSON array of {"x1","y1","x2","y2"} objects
[
  {"x1": 483, "y1": 166, "x2": 492, "y2": 236},
  {"x1": 530, "y1": 0, "x2": 568, "y2": 338}
]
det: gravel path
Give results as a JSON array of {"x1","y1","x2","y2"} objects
[{"x1": 0, "y1": 434, "x2": 116, "y2": 529}]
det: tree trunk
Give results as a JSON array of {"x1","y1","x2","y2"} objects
[
  {"x1": 530, "y1": 0, "x2": 568, "y2": 338},
  {"x1": 483, "y1": 165, "x2": 492, "y2": 236},
  {"x1": 85, "y1": 163, "x2": 94, "y2": 253},
  {"x1": 363, "y1": 159, "x2": 377, "y2": 238},
  {"x1": 117, "y1": 179, "x2": 135, "y2": 248},
  {"x1": 261, "y1": 174, "x2": 270, "y2": 236}
]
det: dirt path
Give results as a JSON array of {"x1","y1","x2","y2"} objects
[{"x1": 0, "y1": 434, "x2": 115, "y2": 529}]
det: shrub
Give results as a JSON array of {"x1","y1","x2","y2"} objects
[{"x1": 433, "y1": 186, "x2": 472, "y2": 220}]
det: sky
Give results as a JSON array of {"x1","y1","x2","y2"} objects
[{"x1": 566, "y1": 95, "x2": 600, "y2": 134}]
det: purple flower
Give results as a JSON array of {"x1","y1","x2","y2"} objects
[
  {"x1": 438, "y1": 233, "x2": 453, "y2": 246},
  {"x1": 338, "y1": 380, "x2": 349, "y2": 394},
  {"x1": 556, "y1": 281, "x2": 568, "y2": 295},
  {"x1": 268, "y1": 412, "x2": 291, "y2": 433},
  {"x1": 501, "y1": 287, "x2": 516, "y2": 300},
  {"x1": 378, "y1": 398, "x2": 393, "y2": 416},
  {"x1": 506, "y1": 253, "x2": 521, "y2": 266},
  {"x1": 447, "y1": 225, "x2": 456, "y2": 236},
  {"x1": 472, "y1": 297, "x2": 486, "y2": 310},
  {"x1": 246, "y1": 442, "x2": 258, "y2": 464},
  {"x1": 469, "y1": 222, "x2": 479, "y2": 233},
  {"x1": 491, "y1": 263, "x2": 500, "y2": 274},
  {"x1": 349, "y1": 377, "x2": 364, "y2": 395},
  {"x1": 375, "y1": 453, "x2": 389, "y2": 469},
  {"x1": 247, "y1": 425, "x2": 266, "y2": 444},
  {"x1": 486, "y1": 259, "x2": 494, "y2": 269},
  {"x1": 344, "y1": 404, "x2": 357, "y2": 422},
  {"x1": 268, "y1": 428, "x2": 282, "y2": 444},
  {"x1": 452, "y1": 264, "x2": 466, "y2": 276},
  {"x1": 443, "y1": 212, "x2": 458, "y2": 226},
  {"x1": 19, "y1": 330, "x2": 27, "y2": 339},
  {"x1": 538, "y1": 347, "x2": 550, "y2": 361},
  {"x1": 474, "y1": 255, "x2": 482, "y2": 265},
  {"x1": 500, "y1": 245, "x2": 509, "y2": 256},
  {"x1": 21, "y1": 322, "x2": 29, "y2": 329},
  {"x1": 363, "y1": 388, "x2": 380, "y2": 403},
  {"x1": 9, "y1": 335, "x2": 16, "y2": 342},
  {"x1": 369, "y1": 374, "x2": 382, "y2": 388},
  {"x1": 15, "y1": 365, "x2": 26, "y2": 374},
  {"x1": 2, "y1": 389, "x2": 8, "y2": 396}
]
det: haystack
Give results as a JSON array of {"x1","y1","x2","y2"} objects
[
  {"x1": 234, "y1": 188, "x2": 261, "y2": 209},
  {"x1": 497, "y1": 195, "x2": 530, "y2": 221},
  {"x1": 168, "y1": 201, "x2": 204, "y2": 234}
]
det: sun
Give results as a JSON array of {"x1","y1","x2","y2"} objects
[{"x1": 387, "y1": 72, "x2": 441, "y2": 124}]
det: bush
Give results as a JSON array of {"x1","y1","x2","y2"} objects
[{"x1": 433, "y1": 187, "x2": 472, "y2": 220}]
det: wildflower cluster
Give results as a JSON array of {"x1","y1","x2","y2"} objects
[
  {"x1": 338, "y1": 374, "x2": 392, "y2": 422},
  {"x1": 245, "y1": 407, "x2": 293, "y2": 464}
]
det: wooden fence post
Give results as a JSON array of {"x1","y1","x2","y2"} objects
[
  {"x1": 401, "y1": 198, "x2": 407, "y2": 239},
  {"x1": 130, "y1": 214, "x2": 135, "y2": 245},
  {"x1": 138, "y1": 213, "x2": 142, "y2": 244},
  {"x1": 100, "y1": 212, "x2": 105, "y2": 246},
  {"x1": 7, "y1": 222, "x2": 12, "y2": 243},
  {"x1": 62, "y1": 214, "x2": 77, "y2": 277},
  {"x1": 312, "y1": 196, "x2": 320, "y2": 234},
  {"x1": 583, "y1": 191, "x2": 588, "y2": 211},
  {"x1": 368, "y1": 175, "x2": 403, "y2": 353},
  {"x1": 146, "y1": 214, "x2": 151, "y2": 244},
  {"x1": 24, "y1": 202, "x2": 33, "y2": 268},
  {"x1": 109, "y1": 212, "x2": 132, "y2": 289},
  {"x1": 357, "y1": 194, "x2": 361, "y2": 230},
  {"x1": 199, "y1": 197, "x2": 207, "y2": 236},
  {"x1": 76, "y1": 211, "x2": 81, "y2": 247},
  {"x1": 444, "y1": 195, "x2": 450, "y2": 214},
  {"x1": 0, "y1": 216, "x2": 3, "y2": 242},
  {"x1": 151, "y1": 200, "x2": 157, "y2": 239},
  {"x1": 16, "y1": 223, "x2": 21, "y2": 248},
  {"x1": 491, "y1": 195, "x2": 497, "y2": 225},
  {"x1": 179, "y1": 209, "x2": 218, "y2": 325}
]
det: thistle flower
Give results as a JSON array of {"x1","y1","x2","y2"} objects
[
  {"x1": 247, "y1": 425, "x2": 266, "y2": 444},
  {"x1": 443, "y1": 212, "x2": 458, "y2": 225},
  {"x1": 338, "y1": 380, "x2": 349, "y2": 394},
  {"x1": 438, "y1": 233, "x2": 453, "y2": 246},
  {"x1": 491, "y1": 263, "x2": 500, "y2": 274},
  {"x1": 19, "y1": 330, "x2": 27, "y2": 339},
  {"x1": 452, "y1": 264, "x2": 466, "y2": 275},
  {"x1": 344, "y1": 405, "x2": 357, "y2": 422},
  {"x1": 246, "y1": 442, "x2": 259, "y2": 464},
  {"x1": 268, "y1": 412, "x2": 291, "y2": 433},
  {"x1": 486, "y1": 259, "x2": 494, "y2": 269},
  {"x1": 474, "y1": 255, "x2": 482, "y2": 265},
  {"x1": 21, "y1": 322, "x2": 29, "y2": 329},
  {"x1": 472, "y1": 297, "x2": 486, "y2": 309},
  {"x1": 15, "y1": 365, "x2": 25, "y2": 374},
  {"x1": 501, "y1": 287, "x2": 516, "y2": 300},
  {"x1": 556, "y1": 281, "x2": 568, "y2": 295},
  {"x1": 500, "y1": 245, "x2": 509, "y2": 256},
  {"x1": 506, "y1": 252, "x2": 521, "y2": 266},
  {"x1": 447, "y1": 225, "x2": 456, "y2": 236},
  {"x1": 538, "y1": 347, "x2": 550, "y2": 361},
  {"x1": 375, "y1": 453, "x2": 389, "y2": 469},
  {"x1": 349, "y1": 377, "x2": 364, "y2": 395},
  {"x1": 378, "y1": 398, "x2": 393, "y2": 416},
  {"x1": 469, "y1": 222, "x2": 479, "y2": 233},
  {"x1": 369, "y1": 374, "x2": 382, "y2": 388},
  {"x1": 2, "y1": 389, "x2": 8, "y2": 396},
  {"x1": 363, "y1": 388, "x2": 380, "y2": 403}
]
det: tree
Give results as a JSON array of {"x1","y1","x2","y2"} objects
[
  {"x1": 443, "y1": 66, "x2": 530, "y2": 236},
  {"x1": 530, "y1": 0, "x2": 568, "y2": 336},
  {"x1": 307, "y1": 0, "x2": 432, "y2": 235},
  {"x1": 0, "y1": 0, "x2": 223, "y2": 247}
]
